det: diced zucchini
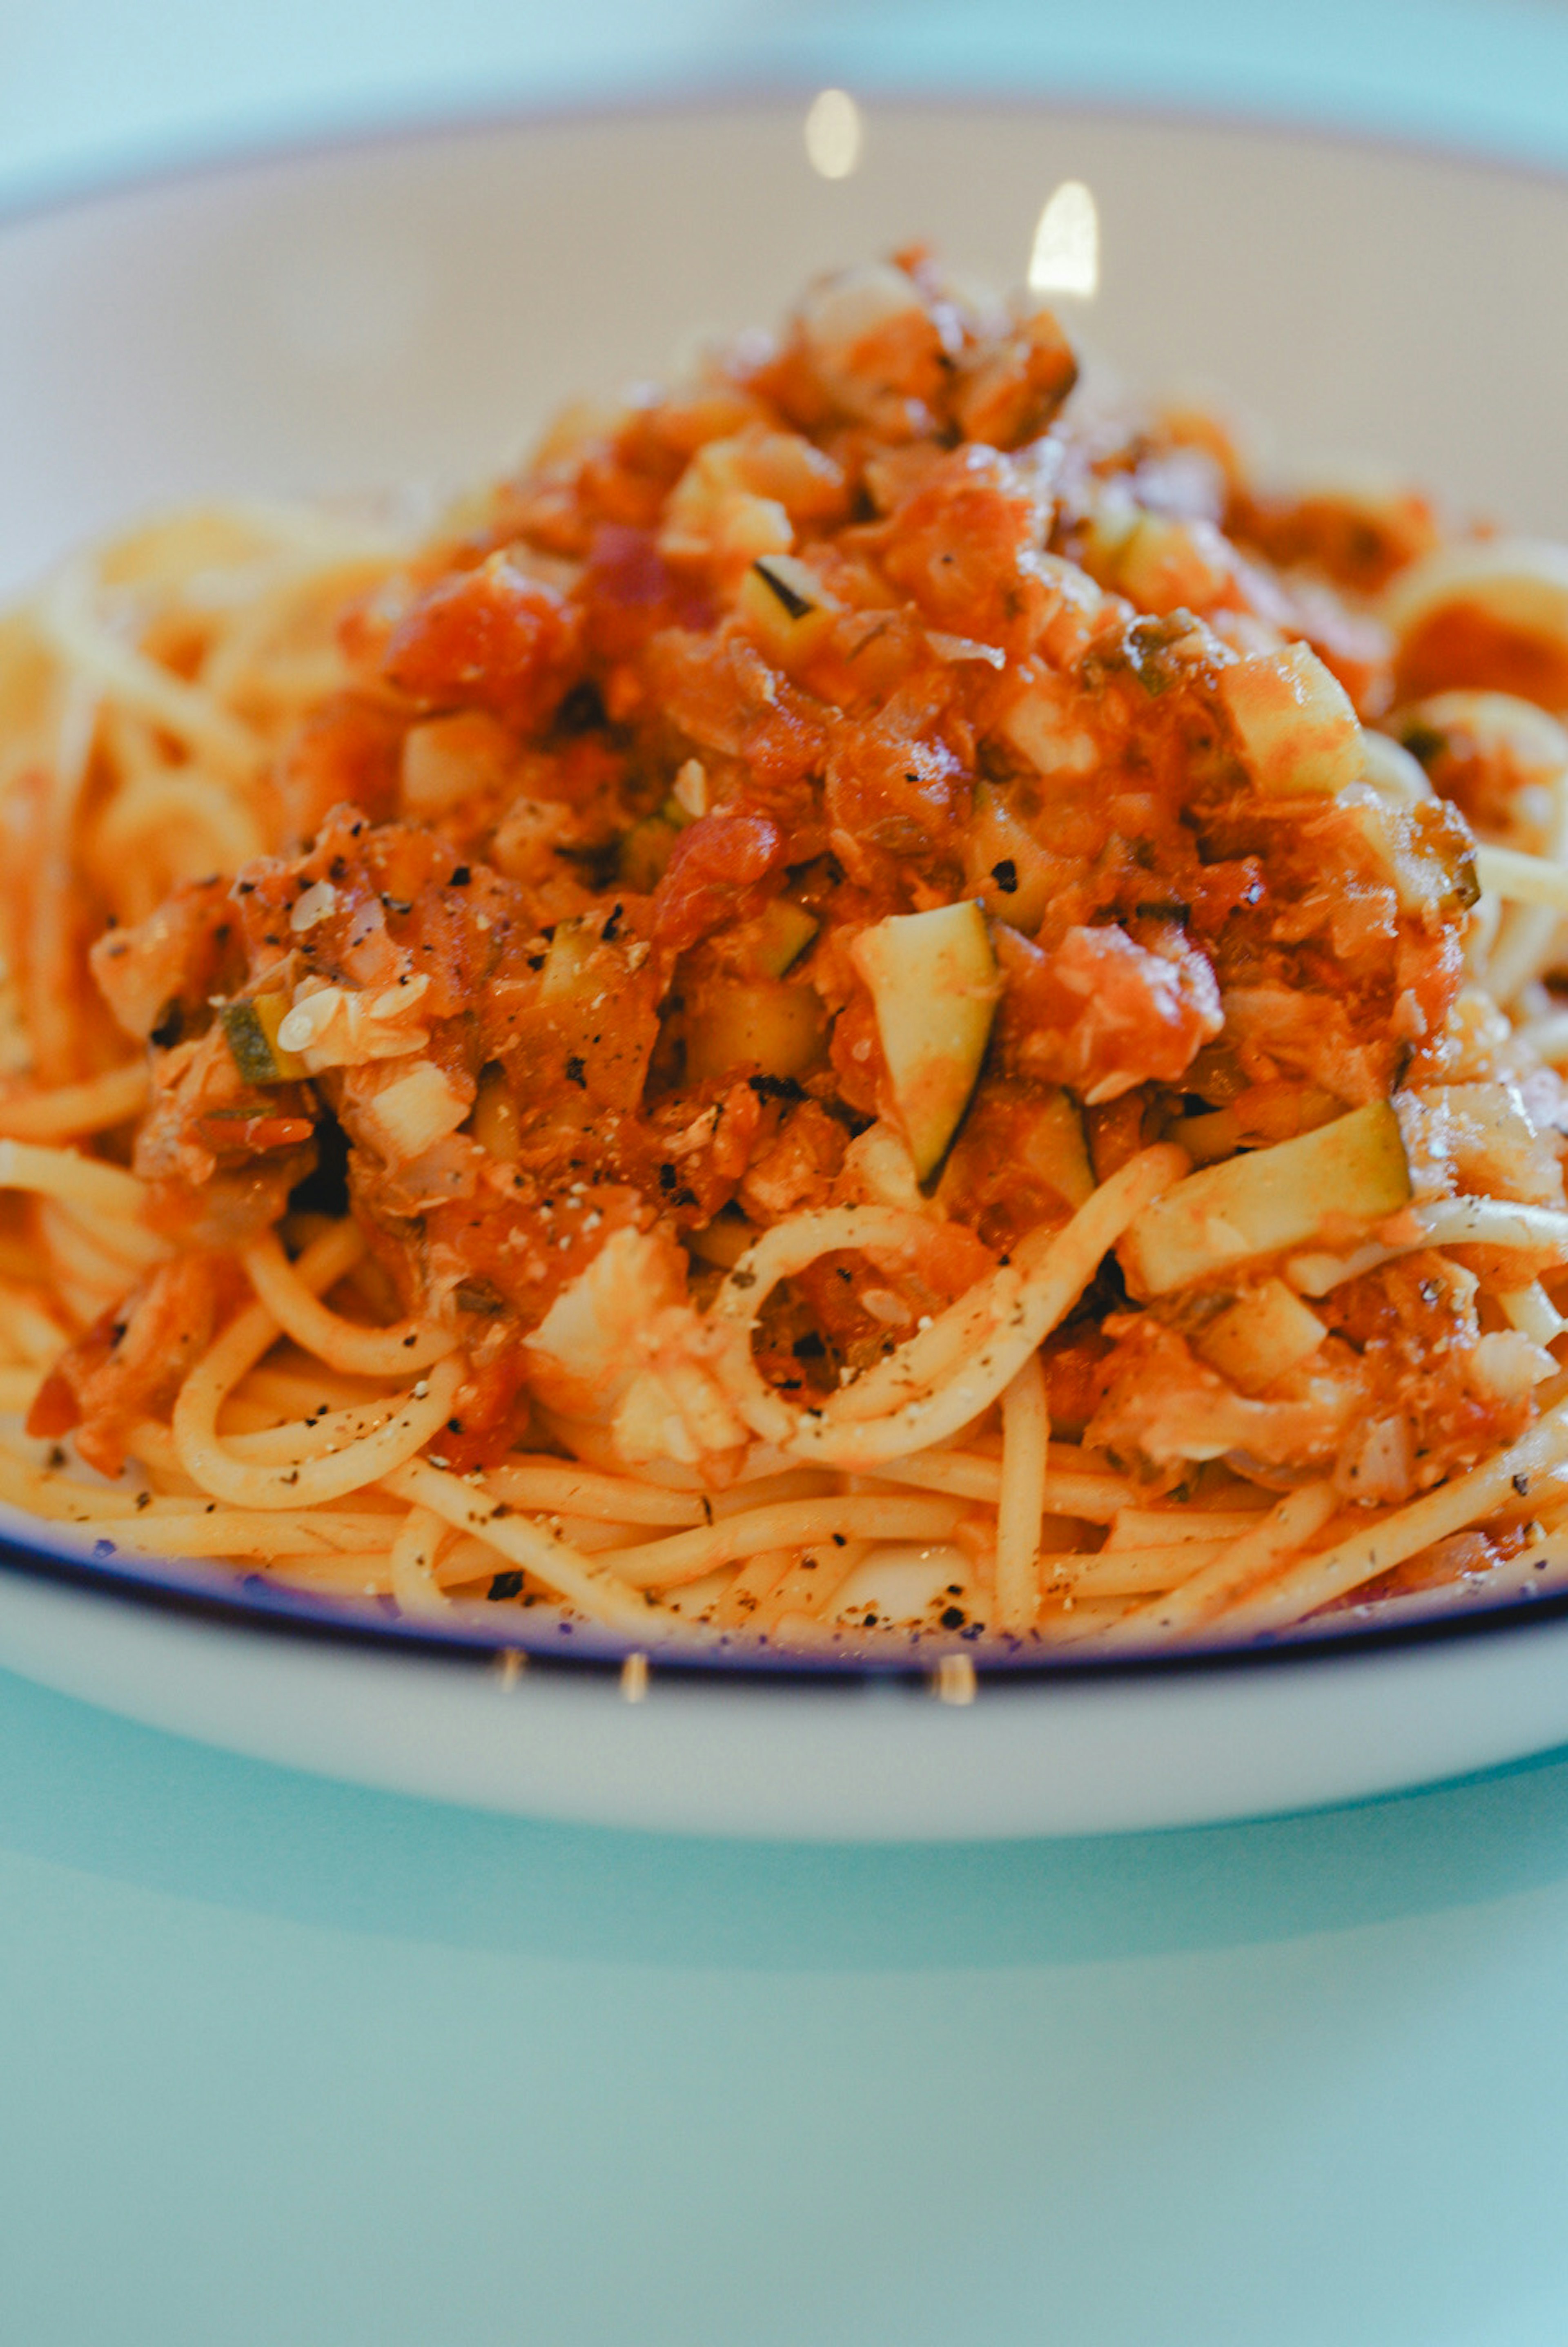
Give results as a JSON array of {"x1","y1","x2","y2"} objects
[
  {"x1": 751, "y1": 899, "x2": 819, "y2": 977},
  {"x1": 1119, "y1": 1099, "x2": 1412, "y2": 1297},
  {"x1": 1172, "y1": 1104, "x2": 1242, "y2": 1167},
  {"x1": 1217, "y1": 641, "x2": 1363, "y2": 799},
  {"x1": 219, "y1": 994, "x2": 307, "y2": 1085},
  {"x1": 851, "y1": 900, "x2": 1000, "y2": 1180},
  {"x1": 961, "y1": 784, "x2": 1055, "y2": 932},
  {"x1": 684, "y1": 981, "x2": 824, "y2": 1085},
  {"x1": 1193, "y1": 1278, "x2": 1327, "y2": 1394},
  {"x1": 1020, "y1": 1087, "x2": 1095, "y2": 1209},
  {"x1": 736, "y1": 555, "x2": 841, "y2": 671}
]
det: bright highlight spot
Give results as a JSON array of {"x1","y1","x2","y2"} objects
[
  {"x1": 1029, "y1": 179, "x2": 1100, "y2": 299},
  {"x1": 804, "y1": 89, "x2": 863, "y2": 181}
]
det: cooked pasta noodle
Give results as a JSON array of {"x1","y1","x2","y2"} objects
[{"x1": 3, "y1": 250, "x2": 1568, "y2": 1661}]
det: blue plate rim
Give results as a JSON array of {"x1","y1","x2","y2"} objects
[{"x1": 3, "y1": 1507, "x2": 1566, "y2": 1687}]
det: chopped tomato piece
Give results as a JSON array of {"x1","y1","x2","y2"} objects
[{"x1": 383, "y1": 553, "x2": 581, "y2": 731}]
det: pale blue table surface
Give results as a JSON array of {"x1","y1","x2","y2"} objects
[{"x1": 7, "y1": 6, "x2": 1568, "y2": 2341}]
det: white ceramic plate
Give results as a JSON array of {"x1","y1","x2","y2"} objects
[{"x1": 4, "y1": 99, "x2": 1568, "y2": 1837}]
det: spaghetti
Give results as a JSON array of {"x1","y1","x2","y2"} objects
[{"x1": 3, "y1": 251, "x2": 1568, "y2": 1655}]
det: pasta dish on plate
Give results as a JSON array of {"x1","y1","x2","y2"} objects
[{"x1": 4, "y1": 246, "x2": 1568, "y2": 1660}]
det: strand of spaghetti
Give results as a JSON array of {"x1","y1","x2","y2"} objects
[
  {"x1": 0, "y1": 1288, "x2": 71, "y2": 1363},
  {"x1": 39, "y1": 1194, "x2": 168, "y2": 1274},
  {"x1": 34, "y1": 1202, "x2": 127, "y2": 1303},
  {"x1": 995, "y1": 1354, "x2": 1048, "y2": 1634},
  {"x1": 715, "y1": 1147, "x2": 1186, "y2": 1470},
  {"x1": 707, "y1": 1468, "x2": 840, "y2": 1517},
  {"x1": 1045, "y1": 1441, "x2": 1115, "y2": 1472},
  {"x1": 0, "y1": 1365, "x2": 41, "y2": 1411},
  {"x1": 240, "y1": 1229, "x2": 457, "y2": 1377},
  {"x1": 167, "y1": 1217, "x2": 419, "y2": 1506},
  {"x1": 224, "y1": 653, "x2": 350, "y2": 710},
  {"x1": 1473, "y1": 843, "x2": 1568, "y2": 912},
  {"x1": 100, "y1": 1509, "x2": 403, "y2": 1559},
  {"x1": 0, "y1": 1062, "x2": 149, "y2": 1141},
  {"x1": 96, "y1": 770, "x2": 265, "y2": 876},
  {"x1": 599, "y1": 1493, "x2": 967, "y2": 1592},
  {"x1": 1035, "y1": 1596, "x2": 1142, "y2": 1646},
  {"x1": 388, "y1": 1505, "x2": 452, "y2": 1620},
  {"x1": 547, "y1": 1516, "x2": 648, "y2": 1555},
  {"x1": 232, "y1": 1361, "x2": 394, "y2": 1416},
  {"x1": 485, "y1": 1457, "x2": 706, "y2": 1528},
  {"x1": 175, "y1": 1346, "x2": 463, "y2": 1510},
  {"x1": 1419, "y1": 1197, "x2": 1568, "y2": 1253},
  {"x1": 171, "y1": 504, "x2": 406, "y2": 598},
  {"x1": 265, "y1": 1552, "x2": 400, "y2": 1597},
  {"x1": 197, "y1": 571, "x2": 350, "y2": 689},
  {"x1": 827, "y1": 1277, "x2": 1007, "y2": 1426},
  {"x1": 381, "y1": 1458, "x2": 665, "y2": 1634},
  {"x1": 1043, "y1": 1538, "x2": 1238, "y2": 1598},
  {"x1": 1519, "y1": 1010, "x2": 1568, "y2": 1064},
  {"x1": 1095, "y1": 1484, "x2": 1345, "y2": 1648},
  {"x1": 39, "y1": 560, "x2": 263, "y2": 777},
  {"x1": 24, "y1": 672, "x2": 98, "y2": 1086},
  {"x1": 0, "y1": 1451, "x2": 381, "y2": 1552},
  {"x1": 56, "y1": 1278, "x2": 107, "y2": 1329},
  {"x1": 190, "y1": 542, "x2": 402, "y2": 645},
  {"x1": 860, "y1": 1450, "x2": 1141, "y2": 1522},
  {"x1": 1103, "y1": 1504, "x2": 1273, "y2": 1551},
  {"x1": 753, "y1": 1538, "x2": 873, "y2": 1633},
  {"x1": 120, "y1": 1417, "x2": 190, "y2": 1482},
  {"x1": 708, "y1": 1205, "x2": 971, "y2": 1443},
  {"x1": 0, "y1": 1138, "x2": 146, "y2": 1218},
  {"x1": 1290, "y1": 1194, "x2": 1568, "y2": 1294},
  {"x1": 0, "y1": 1450, "x2": 149, "y2": 1521},
  {"x1": 1213, "y1": 1410, "x2": 1568, "y2": 1638},
  {"x1": 824, "y1": 1204, "x2": 1083, "y2": 1429},
  {"x1": 1481, "y1": 768, "x2": 1568, "y2": 1004},
  {"x1": 220, "y1": 1392, "x2": 459, "y2": 1463},
  {"x1": 219, "y1": 1392, "x2": 380, "y2": 1440},
  {"x1": 711, "y1": 1549, "x2": 795, "y2": 1629},
  {"x1": 1500, "y1": 1284, "x2": 1568, "y2": 1345},
  {"x1": 35, "y1": 1198, "x2": 129, "y2": 1292},
  {"x1": 430, "y1": 1535, "x2": 517, "y2": 1591}
]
